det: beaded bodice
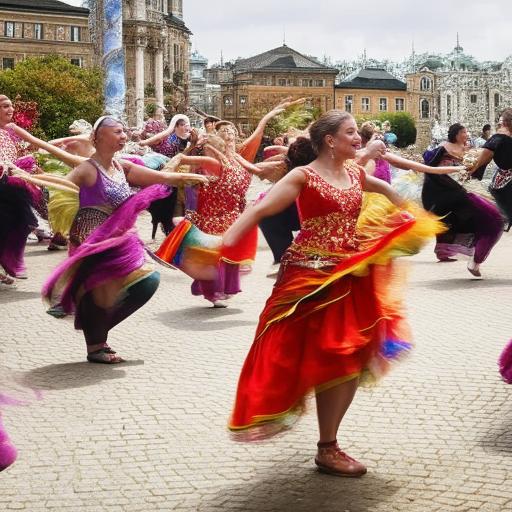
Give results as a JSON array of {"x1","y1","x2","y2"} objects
[
  {"x1": 187, "y1": 156, "x2": 251, "y2": 235},
  {"x1": 282, "y1": 163, "x2": 364, "y2": 267},
  {"x1": 79, "y1": 158, "x2": 131, "y2": 212}
]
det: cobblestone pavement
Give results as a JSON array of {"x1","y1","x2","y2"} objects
[{"x1": 1, "y1": 203, "x2": 512, "y2": 511}]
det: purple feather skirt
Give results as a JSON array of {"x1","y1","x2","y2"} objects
[
  {"x1": 42, "y1": 185, "x2": 171, "y2": 326},
  {"x1": 435, "y1": 193, "x2": 503, "y2": 263}
]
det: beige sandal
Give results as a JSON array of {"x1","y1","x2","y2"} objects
[{"x1": 87, "y1": 347, "x2": 125, "y2": 364}]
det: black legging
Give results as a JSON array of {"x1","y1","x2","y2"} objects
[
  {"x1": 259, "y1": 203, "x2": 300, "y2": 264},
  {"x1": 77, "y1": 271, "x2": 160, "y2": 346},
  {"x1": 491, "y1": 184, "x2": 512, "y2": 229}
]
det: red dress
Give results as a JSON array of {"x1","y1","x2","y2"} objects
[
  {"x1": 229, "y1": 162, "x2": 443, "y2": 440},
  {"x1": 156, "y1": 156, "x2": 257, "y2": 301}
]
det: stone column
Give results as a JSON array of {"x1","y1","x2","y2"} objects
[
  {"x1": 135, "y1": 37, "x2": 146, "y2": 127},
  {"x1": 155, "y1": 45, "x2": 164, "y2": 108},
  {"x1": 135, "y1": 0, "x2": 146, "y2": 19}
]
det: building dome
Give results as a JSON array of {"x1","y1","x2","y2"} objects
[{"x1": 190, "y1": 50, "x2": 208, "y2": 65}]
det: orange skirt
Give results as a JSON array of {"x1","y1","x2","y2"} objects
[
  {"x1": 154, "y1": 219, "x2": 258, "y2": 280},
  {"x1": 229, "y1": 197, "x2": 444, "y2": 440}
]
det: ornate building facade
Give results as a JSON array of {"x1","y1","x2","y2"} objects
[
  {"x1": 404, "y1": 48, "x2": 512, "y2": 146},
  {"x1": 0, "y1": 0, "x2": 192, "y2": 126},
  {"x1": 0, "y1": 0, "x2": 93, "y2": 69},
  {"x1": 335, "y1": 41, "x2": 512, "y2": 147},
  {"x1": 214, "y1": 45, "x2": 338, "y2": 133},
  {"x1": 91, "y1": 0, "x2": 192, "y2": 125}
]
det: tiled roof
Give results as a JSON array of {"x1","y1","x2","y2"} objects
[
  {"x1": 336, "y1": 68, "x2": 406, "y2": 90},
  {"x1": 0, "y1": 0, "x2": 89, "y2": 15},
  {"x1": 234, "y1": 45, "x2": 337, "y2": 73}
]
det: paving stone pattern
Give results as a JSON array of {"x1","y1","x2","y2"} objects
[{"x1": 1, "y1": 208, "x2": 511, "y2": 511}]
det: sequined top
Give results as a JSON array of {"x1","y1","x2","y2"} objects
[
  {"x1": 79, "y1": 158, "x2": 131, "y2": 212},
  {"x1": 186, "y1": 156, "x2": 251, "y2": 235},
  {"x1": 0, "y1": 127, "x2": 20, "y2": 164},
  {"x1": 152, "y1": 133, "x2": 187, "y2": 158},
  {"x1": 281, "y1": 163, "x2": 364, "y2": 267},
  {"x1": 69, "y1": 159, "x2": 132, "y2": 248}
]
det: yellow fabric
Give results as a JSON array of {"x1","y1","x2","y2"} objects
[{"x1": 48, "y1": 190, "x2": 79, "y2": 236}]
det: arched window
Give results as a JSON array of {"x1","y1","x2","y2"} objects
[
  {"x1": 420, "y1": 76, "x2": 431, "y2": 91},
  {"x1": 495, "y1": 93, "x2": 501, "y2": 108},
  {"x1": 420, "y1": 99, "x2": 430, "y2": 119}
]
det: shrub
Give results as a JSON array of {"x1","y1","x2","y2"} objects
[{"x1": 0, "y1": 55, "x2": 103, "y2": 139}]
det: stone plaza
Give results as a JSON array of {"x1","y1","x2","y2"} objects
[{"x1": 1, "y1": 194, "x2": 511, "y2": 511}]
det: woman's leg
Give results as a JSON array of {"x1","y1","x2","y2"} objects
[
  {"x1": 77, "y1": 291, "x2": 116, "y2": 362},
  {"x1": 314, "y1": 377, "x2": 366, "y2": 477},
  {"x1": 109, "y1": 272, "x2": 160, "y2": 330},
  {"x1": 467, "y1": 194, "x2": 504, "y2": 275},
  {"x1": 78, "y1": 272, "x2": 160, "y2": 363},
  {"x1": 316, "y1": 377, "x2": 359, "y2": 443}
]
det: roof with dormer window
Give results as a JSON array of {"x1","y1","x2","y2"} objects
[
  {"x1": 233, "y1": 45, "x2": 337, "y2": 74},
  {"x1": 336, "y1": 68, "x2": 406, "y2": 90}
]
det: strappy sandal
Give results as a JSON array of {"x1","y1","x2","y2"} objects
[
  {"x1": 86, "y1": 347, "x2": 125, "y2": 364},
  {"x1": 0, "y1": 274, "x2": 16, "y2": 289}
]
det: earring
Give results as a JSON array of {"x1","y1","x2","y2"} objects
[{"x1": 330, "y1": 145, "x2": 335, "y2": 160}]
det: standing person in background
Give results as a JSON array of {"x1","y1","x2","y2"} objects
[
  {"x1": 359, "y1": 121, "x2": 392, "y2": 183},
  {"x1": 422, "y1": 122, "x2": 504, "y2": 275},
  {"x1": 382, "y1": 120, "x2": 397, "y2": 146},
  {"x1": 203, "y1": 116, "x2": 218, "y2": 135},
  {"x1": 471, "y1": 109, "x2": 512, "y2": 232},
  {"x1": 140, "y1": 114, "x2": 191, "y2": 158}
]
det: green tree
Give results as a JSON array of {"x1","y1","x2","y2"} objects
[
  {"x1": 378, "y1": 112, "x2": 417, "y2": 147},
  {"x1": 0, "y1": 55, "x2": 103, "y2": 139},
  {"x1": 265, "y1": 105, "x2": 321, "y2": 140},
  {"x1": 355, "y1": 112, "x2": 417, "y2": 148}
]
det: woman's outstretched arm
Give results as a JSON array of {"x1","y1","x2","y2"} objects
[
  {"x1": 223, "y1": 168, "x2": 305, "y2": 247},
  {"x1": 8, "y1": 123, "x2": 85, "y2": 168},
  {"x1": 384, "y1": 152, "x2": 464, "y2": 175}
]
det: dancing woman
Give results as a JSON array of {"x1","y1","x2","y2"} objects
[
  {"x1": 471, "y1": 108, "x2": 512, "y2": 232},
  {"x1": 359, "y1": 121, "x2": 392, "y2": 183},
  {"x1": 0, "y1": 94, "x2": 80, "y2": 284},
  {"x1": 422, "y1": 123, "x2": 504, "y2": 276},
  {"x1": 223, "y1": 110, "x2": 455, "y2": 477},
  {"x1": 139, "y1": 114, "x2": 191, "y2": 158},
  {"x1": 42, "y1": 116, "x2": 207, "y2": 363},
  {"x1": 155, "y1": 134, "x2": 272, "y2": 307}
]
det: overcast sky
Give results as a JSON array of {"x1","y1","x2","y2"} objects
[{"x1": 65, "y1": 0, "x2": 511, "y2": 65}]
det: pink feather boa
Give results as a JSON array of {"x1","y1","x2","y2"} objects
[{"x1": 498, "y1": 339, "x2": 512, "y2": 384}]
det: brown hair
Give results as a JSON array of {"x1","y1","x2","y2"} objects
[
  {"x1": 447, "y1": 122, "x2": 465, "y2": 143},
  {"x1": 214, "y1": 120, "x2": 237, "y2": 132},
  {"x1": 286, "y1": 136, "x2": 317, "y2": 170},
  {"x1": 359, "y1": 121, "x2": 376, "y2": 145},
  {"x1": 205, "y1": 134, "x2": 226, "y2": 153},
  {"x1": 500, "y1": 108, "x2": 512, "y2": 130},
  {"x1": 309, "y1": 110, "x2": 353, "y2": 154}
]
